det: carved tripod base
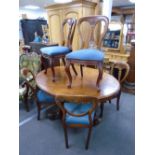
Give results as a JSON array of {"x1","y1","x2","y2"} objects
[{"x1": 65, "y1": 60, "x2": 103, "y2": 91}]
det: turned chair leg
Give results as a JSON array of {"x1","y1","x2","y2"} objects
[
  {"x1": 62, "y1": 58, "x2": 66, "y2": 66},
  {"x1": 65, "y1": 61, "x2": 72, "y2": 88},
  {"x1": 85, "y1": 127, "x2": 92, "y2": 150},
  {"x1": 71, "y1": 64, "x2": 78, "y2": 76},
  {"x1": 116, "y1": 90, "x2": 121, "y2": 111},
  {"x1": 96, "y1": 62, "x2": 103, "y2": 90},
  {"x1": 80, "y1": 65, "x2": 83, "y2": 78},
  {"x1": 50, "y1": 59, "x2": 56, "y2": 82},
  {"x1": 63, "y1": 125, "x2": 69, "y2": 148},
  {"x1": 62, "y1": 58, "x2": 77, "y2": 76}
]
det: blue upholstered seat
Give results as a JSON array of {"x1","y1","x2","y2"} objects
[
  {"x1": 37, "y1": 90, "x2": 55, "y2": 103},
  {"x1": 64, "y1": 102, "x2": 95, "y2": 125},
  {"x1": 66, "y1": 49, "x2": 104, "y2": 61},
  {"x1": 40, "y1": 46, "x2": 71, "y2": 56}
]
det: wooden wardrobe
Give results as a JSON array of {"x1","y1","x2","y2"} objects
[{"x1": 45, "y1": 0, "x2": 98, "y2": 51}]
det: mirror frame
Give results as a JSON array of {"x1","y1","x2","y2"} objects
[{"x1": 102, "y1": 21, "x2": 123, "y2": 51}]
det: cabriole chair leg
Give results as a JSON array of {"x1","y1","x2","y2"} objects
[
  {"x1": 71, "y1": 64, "x2": 78, "y2": 76},
  {"x1": 65, "y1": 61, "x2": 72, "y2": 88},
  {"x1": 96, "y1": 62, "x2": 103, "y2": 91}
]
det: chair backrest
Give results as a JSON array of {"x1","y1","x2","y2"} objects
[
  {"x1": 19, "y1": 52, "x2": 41, "y2": 90},
  {"x1": 77, "y1": 15, "x2": 109, "y2": 50},
  {"x1": 61, "y1": 18, "x2": 77, "y2": 49},
  {"x1": 56, "y1": 95, "x2": 98, "y2": 125},
  {"x1": 19, "y1": 52, "x2": 41, "y2": 76},
  {"x1": 110, "y1": 61, "x2": 130, "y2": 84}
]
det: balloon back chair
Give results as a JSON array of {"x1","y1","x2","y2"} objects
[
  {"x1": 19, "y1": 52, "x2": 55, "y2": 120},
  {"x1": 65, "y1": 15, "x2": 109, "y2": 90},
  {"x1": 56, "y1": 95, "x2": 98, "y2": 150},
  {"x1": 40, "y1": 18, "x2": 77, "y2": 82},
  {"x1": 99, "y1": 61, "x2": 130, "y2": 117},
  {"x1": 110, "y1": 61, "x2": 130, "y2": 109},
  {"x1": 19, "y1": 52, "x2": 41, "y2": 111}
]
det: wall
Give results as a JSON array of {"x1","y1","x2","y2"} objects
[
  {"x1": 19, "y1": 9, "x2": 48, "y2": 40},
  {"x1": 19, "y1": 9, "x2": 48, "y2": 20}
]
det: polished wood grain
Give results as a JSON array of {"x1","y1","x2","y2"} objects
[{"x1": 36, "y1": 66, "x2": 120, "y2": 102}]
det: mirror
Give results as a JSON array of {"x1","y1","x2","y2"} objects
[{"x1": 103, "y1": 22, "x2": 123, "y2": 50}]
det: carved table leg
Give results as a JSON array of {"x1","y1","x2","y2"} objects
[{"x1": 65, "y1": 60, "x2": 72, "y2": 88}]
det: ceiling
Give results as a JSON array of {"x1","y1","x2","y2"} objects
[{"x1": 19, "y1": 0, "x2": 135, "y2": 11}]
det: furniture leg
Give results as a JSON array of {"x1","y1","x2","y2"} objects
[
  {"x1": 99, "y1": 103, "x2": 104, "y2": 118},
  {"x1": 71, "y1": 64, "x2": 78, "y2": 76},
  {"x1": 65, "y1": 61, "x2": 72, "y2": 88},
  {"x1": 96, "y1": 62, "x2": 103, "y2": 90},
  {"x1": 50, "y1": 58, "x2": 55, "y2": 82},
  {"x1": 85, "y1": 127, "x2": 92, "y2": 150},
  {"x1": 63, "y1": 125, "x2": 69, "y2": 148},
  {"x1": 34, "y1": 97, "x2": 41, "y2": 120},
  {"x1": 116, "y1": 90, "x2": 121, "y2": 111},
  {"x1": 41, "y1": 55, "x2": 48, "y2": 74},
  {"x1": 37, "y1": 102, "x2": 41, "y2": 120},
  {"x1": 24, "y1": 98, "x2": 29, "y2": 112},
  {"x1": 24, "y1": 87, "x2": 29, "y2": 112},
  {"x1": 80, "y1": 65, "x2": 83, "y2": 78},
  {"x1": 62, "y1": 58, "x2": 66, "y2": 66},
  {"x1": 109, "y1": 100, "x2": 111, "y2": 104}
]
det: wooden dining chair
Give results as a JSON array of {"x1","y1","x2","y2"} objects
[
  {"x1": 55, "y1": 95, "x2": 98, "y2": 150},
  {"x1": 65, "y1": 15, "x2": 109, "y2": 90},
  {"x1": 19, "y1": 52, "x2": 56, "y2": 119},
  {"x1": 19, "y1": 52, "x2": 41, "y2": 111},
  {"x1": 100, "y1": 61, "x2": 130, "y2": 117},
  {"x1": 20, "y1": 67, "x2": 56, "y2": 120},
  {"x1": 111, "y1": 61, "x2": 130, "y2": 108},
  {"x1": 40, "y1": 18, "x2": 77, "y2": 82}
]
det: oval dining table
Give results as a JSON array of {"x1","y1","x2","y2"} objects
[{"x1": 36, "y1": 65, "x2": 120, "y2": 122}]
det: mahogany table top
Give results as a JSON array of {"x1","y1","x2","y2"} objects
[{"x1": 36, "y1": 66, "x2": 120, "y2": 101}]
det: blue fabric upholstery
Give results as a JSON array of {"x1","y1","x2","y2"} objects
[
  {"x1": 37, "y1": 90, "x2": 55, "y2": 103},
  {"x1": 33, "y1": 37, "x2": 42, "y2": 43},
  {"x1": 40, "y1": 46, "x2": 71, "y2": 56},
  {"x1": 66, "y1": 49, "x2": 104, "y2": 61},
  {"x1": 64, "y1": 102, "x2": 95, "y2": 125}
]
